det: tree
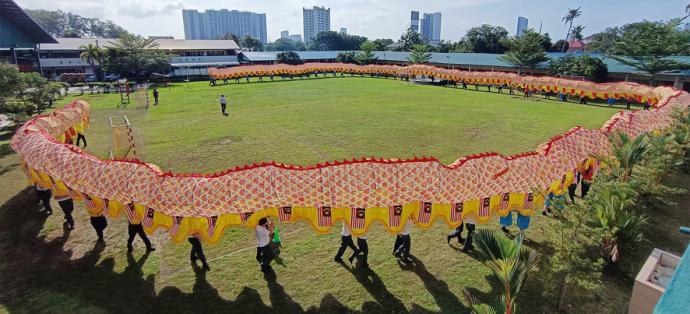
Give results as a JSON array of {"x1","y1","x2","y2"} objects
[
  {"x1": 550, "y1": 40, "x2": 569, "y2": 52},
  {"x1": 463, "y1": 230, "x2": 539, "y2": 314},
  {"x1": 435, "y1": 40, "x2": 455, "y2": 53},
  {"x1": 544, "y1": 202, "x2": 603, "y2": 311},
  {"x1": 570, "y1": 25, "x2": 586, "y2": 41},
  {"x1": 608, "y1": 20, "x2": 690, "y2": 84},
  {"x1": 561, "y1": 7, "x2": 582, "y2": 52},
  {"x1": 499, "y1": 29, "x2": 549, "y2": 74},
  {"x1": 586, "y1": 27, "x2": 622, "y2": 54},
  {"x1": 308, "y1": 31, "x2": 367, "y2": 51},
  {"x1": 241, "y1": 35, "x2": 263, "y2": 51},
  {"x1": 463, "y1": 24, "x2": 509, "y2": 53},
  {"x1": 407, "y1": 44, "x2": 432, "y2": 64},
  {"x1": 266, "y1": 38, "x2": 305, "y2": 51},
  {"x1": 0, "y1": 64, "x2": 61, "y2": 120},
  {"x1": 220, "y1": 32, "x2": 241, "y2": 44},
  {"x1": 548, "y1": 55, "x2": 609, "y2": 82},
  {"x1": 25, "y1": 9, "x2": 127, "y2": 38},
  {"x1": 594, "y1": 133, "x2": 650, "y2": 182},
  {"x1": 101, "y1": 34, "x2": 171, "y2": 79},
  {"x1": 371, "y1": 38, "x2": 394, "y2": 51},
  {"x1": 335, "y1": 51, "x2": 356, "y2": 64},
  {"x1": 540, "y1": 33, "x2": 553, "y2": 51},
  {"x1": 79, "y1": 43, "x2": 103, "y2": 80},
  {"x1": 397, "y1": 29, "x2": 426, "y2": 51},
  {"x1": 276, "y1": 51, "x2": 303, "y2": 65},
  {"x1": 355, "y1": 41, "x2": 378, "y2": 65}
]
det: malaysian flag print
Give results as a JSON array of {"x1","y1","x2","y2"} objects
[
  {"x1": 451, "y1": 202, "x2": 464, "y2": 223},
  {"x1": 83, "y1": 193, "x2": 95, "y2": 210},
  {"x1": 389, "y1": 205, "x2": 403, "y2": 227},
  {"x1": 479, "y1": 197, "x2": 491, "y2": 217},
  {"x1": 103, "y1": 199, "x2": 110, "y2": 216},
  {"x1": 169, "y1": 216, "x2": 182, "y2": 236},
  {"x1": 417, "y1": 202, "x2": 432, "y2": 224},
  {"x1": 279, "y1": 206, "x2": 292, "y2": 222},
  {"x1": 207, "y1": 216, "x2": 218, "y2": 237},
  {"x1": 318, "y1": 206, "x2": 332, "y2": 227},
  {"x1": 125, "y1": 203, "x2": 137, "y2": 222},
  {"x1": 240, "y1": 212, "x2": 252, "y2": 223},
  {"x1": 351, "y1": 207, "x2": 365, "y2": 229},
  {"x1": 499, "y1": 193, "x2": 510, "y2": 210},
  {"x1": 522, "y1": 193, "x2": 534, "y2": 209},
  {"x1": 143, "y1": 208, "x2": 154, "y2": 228}
]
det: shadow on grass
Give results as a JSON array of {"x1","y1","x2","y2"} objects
[{"x1": 0, "y1": 143, "x2": 14, "y2": 158}]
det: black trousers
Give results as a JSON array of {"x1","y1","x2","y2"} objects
[
  {"x1": 257, "y1": 245, "x2": 274, "y2": 270},
  {"x1": 76, "y1": 133, "x2": 87, "y2": 147},
  {"x1": 154, "y1": 95, "x2": 159, "y2": 103},
  {"x1": 449, "y1": 223, "x2": 475, "y2": 250},
  {"x1": 188, "y1": 237, "x2": 208, "y2": 265},
  {"x1": 221, "y1": 103, "x2": 226, "y2": 114},
  {"x1": 57, "y1": 199, "x2": 74, "y2": 226},
  {"x1": 394, "y1": 235, "x2": 411, "y2": 259},
  {"x1": 90, "y1": 215, "x2": 107, "y2": 240},
  {"x1": 127, "y1": 223, "x2": 152, "y2": 249},
  {"x1": 356, "y1": 238, "x2": 369, "y2": 266},
  {"x1": 581, "y1": 181, "x2": 592, "y2": 198},
  {"x1": 335, "y1": 235, "x2": 358, "y2": 259},
  {"x1": 37, "y1": 189, "x2": 52, "y2": 212},
  {"x1": 568, "y1": 183, "x2": 577, "y2": 203}
]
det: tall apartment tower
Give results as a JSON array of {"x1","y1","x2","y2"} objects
[
  {"x1": 410, "y1": 11, "x2": 420, "y2": 32},
  {"x1": 303, "y1": 6, "x2": 330, "y2": 42},
  {"x1": 420, "y1": 12, "x2": 442, "y2": 44},
  {"x1": 182, "y1": 9, "x2": 267, "y2": 43},
  {"x1": 516, "y1": 16, "x2": 529, "y2": 37}
]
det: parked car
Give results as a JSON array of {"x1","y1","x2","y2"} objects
[
  {"x1": 85, "y1": 75, "x2": 97, "y2": 82},
  {"x1": 103, "y1": 74, "x2": 120, "y2": 82}
]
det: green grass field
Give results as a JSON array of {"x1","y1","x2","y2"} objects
[{"x1": 0, "y1": 77, "x2": 687, "y2": 314}]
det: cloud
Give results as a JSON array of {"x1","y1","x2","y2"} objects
[{"x1": 117, "y1": 1, "x2": 188, "y2": 18}]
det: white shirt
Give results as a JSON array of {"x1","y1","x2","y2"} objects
[
  {"x1": 220, "y1": 96, "x2": 227, "y2": 104},
  {"x1": 255, "y1": 225, "x2": 270, "y2": 247},
  {"x1": 358, "y1": 235, "x2": 367, "y2": 240},
  {"x1": 341, "y1": 223, "x2": 351, "y2": 236},
  {"x1": 464, "y1": 216, "x2": 477, "y2": 224},
  {"x1": 400, "y1": 220, "x2": 413, "y2": 235}
]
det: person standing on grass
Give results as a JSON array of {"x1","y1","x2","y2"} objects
[
  {"x1": 334, "y1": 222, "x2": 359, "y2": 262},
  {"x1": 84, "y1": 193, "x2": 107, "y2": 244},
  {"x1": 350, "y1": 234, "x2": 369, "y2": 268},
  {"x1": 607, "y1": 97, "x2": 615, "y2": 107},
  {"x1": 35, "y1": 183, "x2": 53, "y2": 215},
  {"x1": 581, "y1": 159, "x2": 596, "y2": 198},
  {"x1": 219, "y1": 95, "x2": 227, "y2": 115},
  {"x1": 51, "y1": 179, "x2": 74, "y2": 229},
  {"x1": 189, "y1": 232, "x2": 210, "y2": 271},
  {"x1": 447, "y1": 218, "x2": 476, "y2": 251},
  {"x1": 256, "y1": 218, "x2": 275, "y2": 273},
  {"x1": 126, "y1": 204, "x2": 155, "y2": 252},
  {"x1": 152, "y1": 88, "x2": 159, "y2": 105},
  {"x1": 393, "y1": 218, "x2": 413, "y2": 263}
]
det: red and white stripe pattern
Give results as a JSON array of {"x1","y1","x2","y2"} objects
[
  {"x1": 125, "y1": 203, "x2": 137, "y2": 222},
  {"x1": 83, "y1": 194, "x2": 95, "y2": 210},
  {"x1": 240, "y1": 212, "x2": 252, "y2": 223},
  {"x1": 351, "y1": 207, "x2": 366, "y2": 229},
  {"x1": 317, "y1": 206, "x2": 332, "y2": 227},
  {"x1": 103, "y1": 199, "x2": 110, "y2": 216},
  {"x1": 143, "y1": 207, "x2": 154, "y2": 228},
  {"x1": 389, "y1": 205, "x2": 403, "y2": 227},
  {"x1": 451, "y1": 202, "x2": 463, "y2": 223},
  {"x1": 169, "y1": 216, "x2": 182, "y2": 237},
  {"x1": 279, "y1": 206, "x2": 292, "y2": 222},
  {"x1": 499, "y1": 193, "x2": 510, "y2": 210},
  {"x1": 522, "y1": 193, "x2": 534, "y2": 209},
  {"x1": 479, "y1": 197, "x2": 491, "y2": 217},
  {"x1": 417, "y1": 201, "x2": 432, "y2": 224},
  {"x1": 207, "y1": 216, "x2": 218, "y2": 237}
]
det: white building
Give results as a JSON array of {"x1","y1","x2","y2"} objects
[
  {"x1": 289, "y1": 34, "x2": 302, "y2": 42},
  {"x1": 280, "y1": 30, "x2": 289, "y2": 39},
  {"x1": 182, "y1": 9, "x2": 267, "y2": 43},
  {"x1": 340, "y1": 28, "x2": 347, "y2": 35},
  {"x1": 303, "y1": 6, "x2": 330, "y2": 42},
  {"x1": 37, "y1": 37, "x2": 240, "y2": 78},
  {"x1": 516, "y1": 16, "x2": 529, "y2": 37},
  {"x1": 421, "y1": 12, "x2": 442, "y2": 45}
]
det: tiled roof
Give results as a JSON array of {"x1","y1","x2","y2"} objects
[
  {"x1": 0, "y1": 0, "x2": 56, "y2": 44},
  {"x1": 39, "y1": 37, "x2": 239, "y2": 50}
]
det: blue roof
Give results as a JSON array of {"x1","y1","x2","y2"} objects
[
  {"x1": 655, "y1": 244, "x2": 690, "y2": 313},
  {"x1": 240, "y1": 51, "x2": 690, "y2": 76}
]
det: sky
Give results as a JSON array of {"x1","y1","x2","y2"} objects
[{"x1": 17, "y1": 0, "x2": 690, "y2": 42}]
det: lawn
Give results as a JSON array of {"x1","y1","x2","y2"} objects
[{"x1": 1, "y1": 77, "x2": 687, "y2": 314}]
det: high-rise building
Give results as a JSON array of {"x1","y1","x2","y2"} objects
[
  {"x1": 410, "y1": 11, "x2": 420, "y2": 32},
  {"x1": 420, "y1": 12, "x2": 442, "y2": 44},
  {"x1": 182, "y1": 9, "x2": 268, "y2": 43},
  {"x1": 303, "y1": 6, "x2": 330, "y2": 42},
  {"x1": 281, "y1": 30, "x2": 289, "y2": 39},
  {"x1": 289, "y1": 34, "x2": 302, "y2": 42},
  {"x1": 516, "y1": 16, "x2": 529, "y2": 37},
  {"x1": 340, "y1": 28, "x2": 347, "y2": 35}
]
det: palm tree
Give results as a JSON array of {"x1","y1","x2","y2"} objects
[
  {"x1": 79, "y1": 43, "x2": 101, "y2": 80},
  {"x1": 570, "y1": 25, "x2": 586, "y2": 41},
  {"x1": 560, "y1": 7, "x2": 582, "y2": 52},
  {"x1": 593, "y1": 132, "x2": 650, "y2": 182},
  {"x1": 463, "y1": 230, "x2": 539, "y2": 314},
  {"x1": 407, "y1": 44, "x2": 432, "y2": 64}
]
